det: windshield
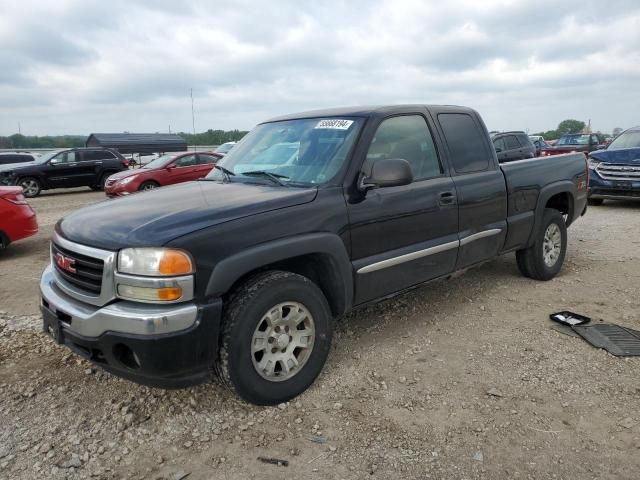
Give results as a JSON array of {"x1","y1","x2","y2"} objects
[
  {"x1": 34, "y1": 150, "x2": 63, "y2": 164},
  {"x1": 206, "y1": 117, "x2": 363, "y2": 185},
  {"x1": 144, "y1": 154, "x2": 178, "y2": 169},
  {"x1": 214, "y1": 143, "x2": 235, "y2": 154},
  {"x1": 557, "y1": 134, "x2": 589, "y2": 145},
  {"x1": 608, "y1": 129, "x2": 640, "y2": 150}
]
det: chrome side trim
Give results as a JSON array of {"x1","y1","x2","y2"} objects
[
  {"x1": 41, "y1": 266, "x2": 198, "y2": 337},
  {"x1": 357, "y1": 240, "x2": 459, "y2": 274},
  {"x1": 459, "y1": 228, "x2": 502, "y2": 246},
  {"x1": 51, "y1": 231, "x2": 116, "y2": 307},
  {"x1": 357, "y1": 228, "x2": 503, "y2": 275}
]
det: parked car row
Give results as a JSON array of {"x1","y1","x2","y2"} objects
[
  {"x1": 104, "y1": 151, "x2": 222, "y2": 196},
  {"x1": 0, "y1": 148, "x2": 129, "y2": 197}
]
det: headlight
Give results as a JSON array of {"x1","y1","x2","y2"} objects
[
  {"x1": 118, "y1": 175, "x2": 137, "y2": 185},
  {"x1": 118, "y1": 248, "x2": 194, "y2": 276},
  {"x1": 116, "y1": 248, "x2": 194, "y2": 303}
]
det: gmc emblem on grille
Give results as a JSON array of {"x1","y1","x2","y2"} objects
[{"x1": 54, "y1": 252, "x2": 76, "y2": 274}]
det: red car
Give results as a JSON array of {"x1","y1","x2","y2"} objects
[
  {"x1": 0, "y1": 187, "x2": 38, "y2": 249},
  {"x1": 104, "y1": 151, "x2": 222, "y2": 197}
]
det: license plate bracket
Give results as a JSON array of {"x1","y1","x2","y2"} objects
[{"x1": 42, "y1": 308, "x2": 65, "y2": 345}]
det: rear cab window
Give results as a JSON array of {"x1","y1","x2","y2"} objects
[{"x1": 438, "y1": 113, "x2": 492, "y2": 173}]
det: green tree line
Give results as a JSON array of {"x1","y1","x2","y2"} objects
[
  {"x1": 532, "y1": 119, "x2": 585, "y2": 140},
  {"x1": 0, "y1": 129, "x2": 248, "y2": 149}
]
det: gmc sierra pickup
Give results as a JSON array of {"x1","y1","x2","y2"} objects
[{"x1": 40, "y1": 105, "x2": 588, "y2": 405}]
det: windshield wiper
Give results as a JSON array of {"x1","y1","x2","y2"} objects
[
  {"x1": 210, "y1": 164, "x2": 236, "y2": 182},
  {"x1": 241, "y1": 170, "x2": 289, "y2": 187}
]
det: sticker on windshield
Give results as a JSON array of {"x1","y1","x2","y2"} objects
[{"x1": 314, "y1": 119, "x2": 354, "y2": 130}]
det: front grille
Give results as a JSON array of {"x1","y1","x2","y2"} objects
[
  {"x1": 596, "y1": 163, "x2": 640, "y2": 181},
  {"x1": 52, "y1": 242, "x2": 104, "y2": 295}
]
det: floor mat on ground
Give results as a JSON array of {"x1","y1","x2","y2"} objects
[{"x1": 573, "y1": 324, "x2": 640, "y2": 357}]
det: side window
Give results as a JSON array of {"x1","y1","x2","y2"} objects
[
  {"x1": 83, "y1": 151, "x2": 104, "y2": 161},
  {"x1": 438, "y1": 113, "x2": 490, "y2": 173},
  {"x1": 591, "y1": 135, "x2": 599, "y2": 144},
  {"x1": 493, "y1": 137, "x2": 505, "y2": 151},
  {"x1": 174, "y1": 154, "x2": 197, "y2": 167},
  {"x1": 198, "y1": 154, "x2": 216, "y2": 165},
  {"x1": 365, "y1": 115, "x2": 442, "y2": 181},
  {"x1": 56, "y1": 151, "x2": 77, "y2": 163},
  {"x1": 505, "y1": 136, "x2": 520, "y2": 150}
]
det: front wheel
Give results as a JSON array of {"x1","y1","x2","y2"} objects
[
  {"x1": 516, "y1": 208, "x2": 567, "y2": 281},
  {"x1": 18, "y1": 177, "x2": 41, "y2": 198},
  {"x1": 139, "y1": 181, "x2": 159, "y2": 192},
  {"x1": 217, "y1": 271, "x2": 333, "y2": 405}
]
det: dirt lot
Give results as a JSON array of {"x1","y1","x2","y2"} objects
[{"x1": 1, "y1": 189, "x2": 639, "y2": 480}]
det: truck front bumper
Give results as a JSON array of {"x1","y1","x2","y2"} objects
[{"x1": 40, "y1": 265, "x2": 222, "y2": 388}]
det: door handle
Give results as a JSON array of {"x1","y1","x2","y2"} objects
[{"x1": 438, "y1": 191, "x2": 456, "y2": 205}]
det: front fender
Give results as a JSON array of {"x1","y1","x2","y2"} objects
[{"x1": 205, "y1": 233, "x2": 353, "y2": 315}]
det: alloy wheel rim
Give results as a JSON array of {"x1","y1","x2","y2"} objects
[
  {"x1": 143, "y1": 184, "x2": 156, "y2": 190},
  {"x1": 251, "y1": 302, "x2": 315, "y2": 382},
  {"x1": 543, "y1": 223, "x2": 562, "y2": 267},
  {"x1": 21, "y1": 179, "x2": 37, "y2": 196}
]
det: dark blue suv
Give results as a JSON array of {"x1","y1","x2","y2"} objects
[{"x1": 588, "y1": 126, "x2": 640, "y2": 205}]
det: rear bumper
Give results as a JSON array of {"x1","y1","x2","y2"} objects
[
  {"x1": 9, "y1": 209, "x2": 38, "y2": 242},
  {"x1": 40, "y1": 266, "x2": 223, "y2": 388}
]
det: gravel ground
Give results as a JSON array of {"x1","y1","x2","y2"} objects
[{"x1": 1, "y1": 189, "x2": 639, "y2": 480}]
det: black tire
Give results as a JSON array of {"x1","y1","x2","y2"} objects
[
  {"x1": 516, "y1": 208, "x2": 567, "y2": 281},
  {"x1": 216, "y1": 271, "x2": 333, "y2": 405},
  {"x1": 0, "y1": 231, "x2": 9, "y2": 249},
  {"x1": 588, "y1": 198, "x2": 604, "y2": 206},
  {"x1": 90, "y1": 173, "x2": 112, "y2": 191},
  {"x1": 139, "y1": 181, "x2": 159, "y2": 192},
  {"x1": 18, "y1": 177, "x2": 41, "y2": 198}
]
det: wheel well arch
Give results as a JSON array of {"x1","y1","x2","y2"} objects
[
  {"x1": 224, "y1": 253, "x2": 348, "y2": 318},
  {"x1": 545, "y1": 191, "x2": 574, "y2": 225},
  {"x1": 205, "y1": 233, "x2": 353, "y2": 318}
]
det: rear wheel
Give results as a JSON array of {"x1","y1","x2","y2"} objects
[
  {"x1": 18, "y1": 177, "x2": 41, "y2": 198},
  {"x1": 587, "y1": 198, "x2": 604, "y2": 206},
  {"x1": 139, "y1": 181, "x2": 159, "y2": 192},
  {"x1": 217, "y1": 271, "x2": 333, "y2": 405},
  {"x1": 516, "y1": 208, "x2": 567, "y2": 281}
]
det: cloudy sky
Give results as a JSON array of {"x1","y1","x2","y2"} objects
[{"x1": 1, "y1": 0, "x2": 639, "y2": 136}]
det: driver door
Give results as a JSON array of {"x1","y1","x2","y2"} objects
[
  {"x1": 166, "y1": 154, "x2": 199, "y2": 185},
  {"x1": 346, "y1": 113, "x2": 459, "y2": 305},
  {"x1": 45, "y1": 151, "x2": 83, "y2": 187}
]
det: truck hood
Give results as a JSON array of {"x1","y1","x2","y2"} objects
[
  {"x1": 590, "y1": 147, "x2": 640, "y2": 165},
  {"x1": 58, "y1": 180, "x2": 318, "y2": 250}
]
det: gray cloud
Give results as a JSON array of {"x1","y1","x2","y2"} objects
[{"x1": 1, "y1": 0, "x2": 639, "y2": 136}]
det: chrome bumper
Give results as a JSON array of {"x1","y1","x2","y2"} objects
[{"x1": 40, "y1": 265, "x2": 198, "y2": 338}]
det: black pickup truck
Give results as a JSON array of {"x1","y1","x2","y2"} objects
[
  {"x1": 0, "y1": 148, "x2": 128, "y2": 197},
  {"x1": 40, "y1": 105, "x2": 588, "y2": 405}
]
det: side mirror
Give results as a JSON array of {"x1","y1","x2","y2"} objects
[
  {"x1": 49, "y1": 159, "x2": 59, "y2": 165},
  {"x1": 166, "y1": 164, "x2": 176, "y2": 170},
  {"x1": 495, "y1": 147, "x2": 503, "y2": 153},
  {"x1": 359, "y1": 158, "x2": 413, "y2": 190}
]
